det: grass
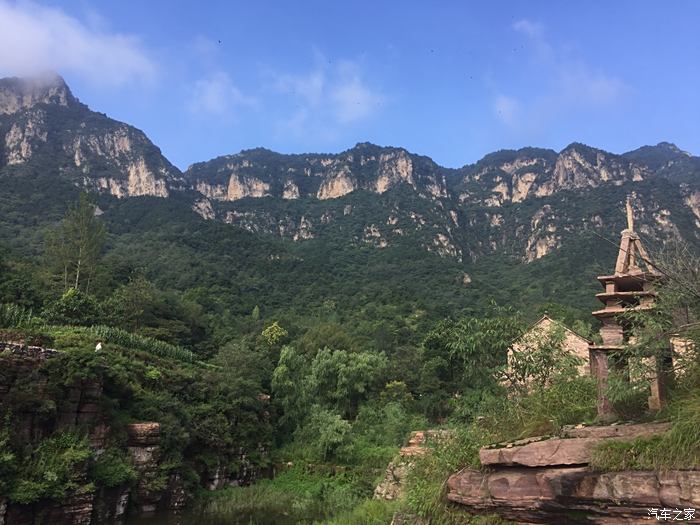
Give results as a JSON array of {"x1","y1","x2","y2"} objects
[
  {"x1": 201, "y1": 466, "x2": 375, "y2": 525},
  {"x1": 0, "y1": 301, "x2": 197, "y2": 364},
  {"x1": 401, "y1": 376, "x2": 597, "y2": 525},
  {"x1": 591, "y1": 390, "x2": 700, "y2": 471}
]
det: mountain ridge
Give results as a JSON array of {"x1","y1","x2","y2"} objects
[{"x1": 1, "y1": 73, "x2": 698, "y2": 266}]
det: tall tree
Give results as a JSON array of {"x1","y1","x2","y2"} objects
[{"x1": 46, "y1": 193, "x2": 106, "y2": 293}]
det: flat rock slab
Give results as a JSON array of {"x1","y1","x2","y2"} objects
[
  {"x1": 480, "y1": 437, "x2": 603, "y2": 467},
  {"x1": 481, "y1": 422, "x2": 672, "y2": 467},
  {"x1": 561, "y1": 421, "x2": 671, "y2": 439},
  {"x1": 447, "y1": 467, "x2": 700, "y2": 524}
]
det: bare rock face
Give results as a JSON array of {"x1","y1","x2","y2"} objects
[
  {"x1": 480, "y1": 437, "x2": 601, "y2": 468},
  {"x1": 447, "y1": 467, "x2": 700, "y2": 524},
  {"x1": 375, "y1": 151, "x2": 415, "y2": 193},
  {"x1": 0, "y1": 74, "x2": 75, "y2": 115},
  {"x1": 4, "y1": 110, "x2": 48, "y2": 165},
  {"x1": 127, "y1": 422, "x2": 163, "y2": 513},
  {"x1": 0, "y1": 74, "x2": 180, "y2": 197},
  {"x1": 480, "y1": 422, "x2": 673, "y2": 468},
  {"x1": 192, "y1": 198, "x2": 215, "y2": 220},
  {"x1": 317, "y1": 168, "x2": 356, "y2": 199}
]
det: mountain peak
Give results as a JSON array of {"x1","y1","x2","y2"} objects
[{"x1": 0, "y1": 72, "x2": 77, "y2": 115}]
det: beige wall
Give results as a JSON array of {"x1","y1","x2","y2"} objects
[{"x1": 504, "y1": 317, "x2": 591, "y2": 391}]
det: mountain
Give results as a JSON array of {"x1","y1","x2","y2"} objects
[
  {"x1": 179, "y1": 140, "x2": 699, "y2": 263},
  {"x1": 0, "y1": 73, "x2": 181, "y2": 198},
  {"x1": 1, "y1": 74, "x2": 699, "y2": 323}
]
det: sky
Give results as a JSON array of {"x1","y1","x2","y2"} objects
[{"x1": 0, "y1": 1, "x2": 698, "y2": 170}]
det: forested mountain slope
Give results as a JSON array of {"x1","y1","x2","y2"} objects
[{"x1": 1, "y1": 74, "x2": 698, "y2": 335}]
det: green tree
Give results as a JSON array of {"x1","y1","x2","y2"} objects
[
  {"x1": 272, "y1": 346, "x2": 310, "y2": 426},
  {"x1": 46, "y1": 193, "x2": 106, "y2": 292},
  {"x1": 42, "y1": 288, "x2": 102, "y2": 326},
  {"x1": 262, "y1": 321, "x2": 288, "y2": 346},
  {"x1": 504, "y1": 324, "x2": 582, "y2": 395},
  {"x1": 419, "y1": 309, "x2": 523, "y2": 419},
  {"x1": 105, "y1": 275, "x2": 156, "y2": 331},
  {"x1": 308, "y1": 347, "x2": 388, "y2": 418},
  {"x1": 294, "y1": 405, "x2": 351, "y2": 461}
]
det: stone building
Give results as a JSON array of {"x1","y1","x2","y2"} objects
[{"x1": 504, "y1": 314, "x2": 592, "y2": 391}]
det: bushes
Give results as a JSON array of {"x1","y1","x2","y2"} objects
[
  {"x1": 42, "y1": 289, "x2": 102, "y2": 326},
  {"x1": 10, "y1": 432, "x2": 93, "y2": 504},
  {"x1": 90, "y1": 448, "x2": 136, "y2": 488}
]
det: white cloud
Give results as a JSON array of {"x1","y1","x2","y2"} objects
[
  {"x1": 513, "y1": 19, "x2": 543, "y2": 39},
  {"x1": 495, "y1": 20, "x2": 626, "y2": 129},
  {"x1": 493, "y1": 95, "x2": 518, "y2": 126},
  {"x1": 330, "y1": 61, "x2": 382, "y2": 123},
  {"x1": 189, "y1": 72, "x2": 255, "y2": 116},
  {"x1": 0, "y1": 1, "x2": 156, "y2": 86},
  {"x1": 273, "y1": 57, "x2": 383, "y2": 139},
  {"x1": 557, "y1": 64, "x2": 625, "y2": 106}
]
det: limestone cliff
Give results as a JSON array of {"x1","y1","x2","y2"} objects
[
  {"x1": 2, "y1": 74, "x2": 699, "y2": 265},
  {"x1": 0, "y1": 74, "x2": 181, "y2": 198}
]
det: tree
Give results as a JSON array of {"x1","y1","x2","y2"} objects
[
  {"x1": 261, "y1": 321, "x2": 288, "y2": 346},
  {"x1": 294, "y1": 405, "x2": 350, "y2": 461},
  {"x1": 42, "y1": 288, "x2": 102, "y2": 326},
  {"x1": 504, "y1": 324, "x2": 582, "y2": 395},
  {"x1": 106, "y1": 276, "x2": 156, "y2": 331},
  {"x1": 419, "y1": 308, "x2": 524, "y2": 419},
  {"x1": 46, "y1": 193, "x2": 106, "y2": 293}
]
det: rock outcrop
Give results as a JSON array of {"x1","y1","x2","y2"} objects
[
  {"x1": 374, "y1": 430, "x2": 451, "y2": 501},
  {"x1": 0, "y1": 74, "x2": 181, "y2": 197},
  {"x1": 0, "y1": 342, "x2": 263, "y2": 525},
  {"x1": 2, "y1": 74, "x2": 700, "y2": 264},
  {"x1": 448, "y1": 422, "x2": 690, "y2": 524}
]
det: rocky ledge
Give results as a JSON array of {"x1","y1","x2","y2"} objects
[
  {"x1": 447, "y1": 422, "x2": 697, "y2": 524},
  {"x1": 448, "y1": 468, "x2": 700, "y2": 524}
]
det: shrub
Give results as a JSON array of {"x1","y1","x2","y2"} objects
[
  {"x1": 42, "y1": 289, "x2": 102, "y2": 326},
  {"x1": 90, "y1": 448, "x2": 136, "y2": 488},
  {"x1": 11, "y1": 432, "x2": 93, "y2": 504}
]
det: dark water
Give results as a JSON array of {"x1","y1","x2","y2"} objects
[{"x1": 123, "y1": 509, "x2": 300, "y2": 525}]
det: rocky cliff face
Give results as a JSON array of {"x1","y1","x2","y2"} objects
[
  {"x1": 0, "y1": 75, "x2": 181, "y2": 198},
  {"x1": 1, "y1": 74, "x2": 698, "y2": 265},
  {"x1": 0, "y1": 342, "x2": 266, "y2": 525},
  {"x1": 183, "y1": 144, "x2": 448, "y2": 202}
]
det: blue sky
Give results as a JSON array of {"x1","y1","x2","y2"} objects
[{"x1": 0, "y1": 1, "x2": 698, "y2": 169}]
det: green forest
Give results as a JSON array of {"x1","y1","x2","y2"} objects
[{"x1": 1, "y1": 176, "x2": 698, "y2": 525}]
